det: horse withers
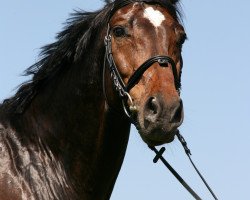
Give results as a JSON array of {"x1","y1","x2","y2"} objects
[{"x1": 0, "y1": 0, "x2": 186, "y2": 199}]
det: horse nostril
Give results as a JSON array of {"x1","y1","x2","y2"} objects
[
  {"x1": 170, "y1": 99, "x2": 183, "y2": 123},
  {"x1": 147, "y1": 97, "x2": 158, "y2": 115},
  {"x1": 144, "y1": 97, "x2": 161, "y2": 124}
]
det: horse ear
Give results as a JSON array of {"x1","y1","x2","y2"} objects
[
  {"x1": 104, "y1": 0, "x2": 113, "y2": 3},
  {"x1": 169, "y1": 0, "x2": 179, "y2": 4}
]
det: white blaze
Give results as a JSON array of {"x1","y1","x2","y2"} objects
[{"x1": 143, "y1": 7, "x2": 165, "y2": 28}]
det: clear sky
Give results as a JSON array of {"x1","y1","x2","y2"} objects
[{"x1": 1, "y1": 1, "x2": 250, "y2": 199}]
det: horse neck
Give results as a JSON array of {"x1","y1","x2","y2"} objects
[{"x1": 9, "y1": 55, "x2": 131, "y2": 199}]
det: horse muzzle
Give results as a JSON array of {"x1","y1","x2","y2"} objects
[{"x1": 136, "y1": 94, "x2": 184, "y2": 146}]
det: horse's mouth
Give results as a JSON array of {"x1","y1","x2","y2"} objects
[{"x1": 139, "y1": 129, "x2": 177, "y2": 146}]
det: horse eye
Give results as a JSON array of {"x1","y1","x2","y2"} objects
[{"x1": 112, "y1": 27, "x2": 126, "y2": 37}]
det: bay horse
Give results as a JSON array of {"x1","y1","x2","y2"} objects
[{"x1": 0, "y1": 0, "x2": 186, "y2": 199}]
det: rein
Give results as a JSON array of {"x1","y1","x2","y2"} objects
[
  {"x1": 103, "y1": 1, "x2": 219, "y2": 199},
  {"x1": 149, "y1": 131, "x2": 219, "y2": 200}
]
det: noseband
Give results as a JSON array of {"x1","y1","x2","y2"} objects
[{"x1": 104, "y1": 2, "x2": 180, "y2": 117}]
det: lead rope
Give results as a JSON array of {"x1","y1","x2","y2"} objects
[{"x1": 148, "y1": 130, "x2": 218, "y2": 200}]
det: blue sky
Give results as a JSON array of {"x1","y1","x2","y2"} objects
[{"x1": 1, "y1": 1, "x2": 250, "y2": 199}]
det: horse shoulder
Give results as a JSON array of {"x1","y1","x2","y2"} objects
[{"x1": 0, "y1": 124, "x2": 34, "y2": 200}]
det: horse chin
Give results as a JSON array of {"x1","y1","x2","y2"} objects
[{"x1": 138, "y1": 128, "x2": 177, "y2": 146}]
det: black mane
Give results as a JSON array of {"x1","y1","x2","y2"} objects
[
  {"x1": 1, "y1": 4, "x2": 112, "y2": 115},
  {"x1": 0, "y1": 0, "x2": 182, "y2": 115}
]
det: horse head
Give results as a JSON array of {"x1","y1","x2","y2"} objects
[{"x1": 105, "y1": 0, "x2": 186, "y2": 146}]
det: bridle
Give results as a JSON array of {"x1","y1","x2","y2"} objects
[
  {"x1": 104, "y1": 25, "x2": 180, "y2": 117},
  {"x1": 103, "y1": 1, "x2": 219, "y2": 200},
  {"x1": 103, "y1": 1, "x2": 181, "y2": 118}
]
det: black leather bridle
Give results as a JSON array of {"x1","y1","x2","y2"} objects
[
  {"x1": 104, "y1": 33, "x2": 180, "y2": 116},
  {"x1": 103, "y1": 1, "x2": 218, "y2": 200},
  {"x1": 105, "y1": 30, "x2": 179, "y2": 94},
  {"x1": 104, "y1": 13, "x2": 180, "y2": 117}
]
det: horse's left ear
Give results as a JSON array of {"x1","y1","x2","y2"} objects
[
  {"x1": 169, "y1": 0, "x2": 179, "y2": 4},
  {"x1": 104, "y1": 0, "x2": 113, "y2": 3}
]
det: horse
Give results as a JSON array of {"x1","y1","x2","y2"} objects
[{"x1": 0, "y1": 0, "x2": 186, "y2": 199}]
